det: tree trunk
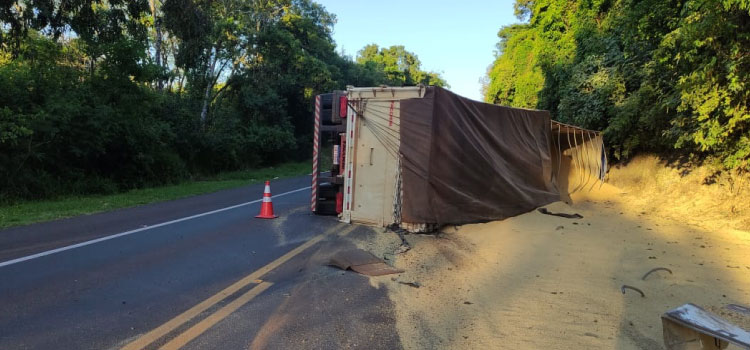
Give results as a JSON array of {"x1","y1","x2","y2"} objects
[
  {"x1": 177, "y1": 74, "x2": 185, "y2": 94},
  {"x1": 200, "y1": 46, "x2": 220, "y2": 124},
  {"x1": 200, "y1": 80, "x2": 212, "y2": 123},
  {"x1": 149, "y1": 0, "x2": 163, "y2": 90}
]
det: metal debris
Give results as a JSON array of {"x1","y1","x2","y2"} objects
[
  {"x1": 398, "y1": 281, "x2": 421, "y2": 288},
  {"x1": 537, "y1": 208, "x2": 583, "y2": 219},
  {"x1": 329, "y1": 248, "x2": 404, "y2": 276},
  {"x1": 641, "y1": 267, "x2": 673, "y2": 280},
  {"x1": 726, "y1": 304, "x2": 750, "y2": 315},
  {"x1": 621, "y1": 285, "x2": 645, "y2": 297}
]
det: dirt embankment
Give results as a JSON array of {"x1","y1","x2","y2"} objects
[{"x1": 358, "y1": 156, "x2": 750, "y2": 349}]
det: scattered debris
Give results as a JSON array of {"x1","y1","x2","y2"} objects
[
  {"x1": 328, "y1": 248, "x2": 404, "y2": 276},
  {"x1": 397, "y1": 244, "x2": 411, "y2": 254},
  {"x1": 726, "y1": 304, "x2": 750, "y2": 315},
  {"x1": 398, "y1": 281, "x2": 421, "y2": 288},
  {"x1": 663, "y1": 303, "x2": 750, "y2": 349},
  {"x1": 641, "y1": 267, "x2": 673, "y2": 280},
  {"x1": 537, "y1": 207, "x2": 583, "y2": 219},
  {"x1": 556, "y1": 225, "x2": 564, "y2": 230},
  {"x1": 621, "y1": 285, "x2": 645, "y2": 297},
  {"x1": 387, "y1": 224, "x2": 413, "y2": 253}
]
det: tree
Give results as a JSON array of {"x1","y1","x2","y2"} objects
[
  {"x1": 162, "y1": 0, "x2": 250, "y2": 123},
  {"x1": 356, "y1": 44, "x2": 448, "y2": 87},
  {"x1": 148, "y1": 0, "x2": 165, "y2": 90},
  {"x1": 485, "y1": 0, "x2": 750, "y2": 170},
  {"x1": 0, "y1": 0, "x2": 447, "y2": 202}
]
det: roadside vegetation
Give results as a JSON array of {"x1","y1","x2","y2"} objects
[
  {"x1": 485, "y1": 0, "x2": 749, "y2": 173},
  {"x1": 0, "y1": 0, "x2": 445, "y2": 206},
  {"x1": 0, "y1": 161, "x2": 309, "y2": 229}
]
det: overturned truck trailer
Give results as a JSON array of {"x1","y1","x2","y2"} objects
[{"x1": 318, "y1": 86, "x2": 606, "y2": 231}]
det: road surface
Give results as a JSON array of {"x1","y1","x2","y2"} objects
[{"x1": 0, "y1": 176, "x2": 401, "y2": 349}]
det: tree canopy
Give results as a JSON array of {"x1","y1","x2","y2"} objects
[
  {"x1": 356, "y1": 44, "x2": 448, "y2": 88},
  {"x1": 0, "y1": 0, "x2": 447, "y2": 202},
  {"x1": 485, "y1": 0, "x2": 750, "y2": 171}
]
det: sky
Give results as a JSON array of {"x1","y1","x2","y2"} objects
[{"x1": 315, "y1": 0, "x2": 519, "y2": 101}]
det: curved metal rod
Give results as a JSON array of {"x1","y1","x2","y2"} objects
[
  {"x1": 556, "y1": 126, "x2": 563, "y2": 188},
  {"x1": 578, "y1": 129, "x2": 593, "y2": 191},
  {"x1": 641, "y1": 267, "x2": 673, "y2": 280},
  {"x1": 584, "y1": 131, "x2": 595, "y2": 191},
  {"x1": 583, "y1": 129, "x2": 599, "y2": 192},
  {"x1": 586, "y1": 131, "x2": 600, "y2": 191},
  {"x1": 571, "y1": 128, "x2": 585, "y2": 194},
  {"x1": 588, "y1": 131, "x2": 604, "y2": 191},
  {"x1": 599, "y1": 137, "x2": 609, "y2": 189},
  {"x1": 621, "y1": 285, "x2": 645, "y2": 297},
  {"x1": 565, "y1": 129, "x2": 580, "y2": 194}
]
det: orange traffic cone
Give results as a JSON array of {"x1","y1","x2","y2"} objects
[{"x1": 255, "y1": 180, "x2": 278, "y2": 219}]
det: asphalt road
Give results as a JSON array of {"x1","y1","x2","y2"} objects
[{"x1": 0, "y1": 176, "x2": 401, "y2": 350}]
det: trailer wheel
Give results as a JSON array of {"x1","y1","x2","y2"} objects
[
  {"x1": 320, "y1": 93, "x2": 333, "y2": 109},
  {"x1": 318, "y1": 182, "x2": 338, "y2": 199},
  {"x1": 320, "y1": 108, "x2": 335, "y2": 125},
  {"x1": 315, "y1": 198, "x2": 337, "y2": 215}
]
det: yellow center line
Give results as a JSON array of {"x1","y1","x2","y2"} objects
[
  {"x1": 121, "y1": 224, "x2": 356, "y2": 350},
  {"x1": 159, "y1": 282, "x2": 274, "y2": 350}
]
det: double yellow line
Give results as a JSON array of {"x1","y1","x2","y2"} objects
[{"x1": 122, "y1": 224, "x2": 355, "y2": 350}]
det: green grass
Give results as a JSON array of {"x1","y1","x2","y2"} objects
[{"x1": 0, "y1": 161, "x2": 311, "y2": 229}]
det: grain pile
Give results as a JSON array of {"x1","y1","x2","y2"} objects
[{"x1": 361, "y1": 178, "x2": 750, "y2": 349}]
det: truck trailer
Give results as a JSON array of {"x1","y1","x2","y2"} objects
[{"x1": 311, "y1": 86, "x2": 606, "y2": 232}]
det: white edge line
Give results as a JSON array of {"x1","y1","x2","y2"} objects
[{"x1": 0, "y1": 186, "x2": 312, "y2": 268}]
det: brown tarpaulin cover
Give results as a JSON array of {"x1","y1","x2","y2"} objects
[{"x1": 399, "y1": 86, "x2": 560, "y2": 225}]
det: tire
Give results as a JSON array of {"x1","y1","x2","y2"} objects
[
  {"x1": 320, "y1": 107, "x2": 334, "y2": 125},
  {"x1": 320, "y1": 93, "x2": 333, "y2": 108},
  {"x1": 318, "y1": 182, "x2": 338, "y2": 199},
  {"x1": 315, "y1": 198, "x2": 337, "y2": 215}
]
